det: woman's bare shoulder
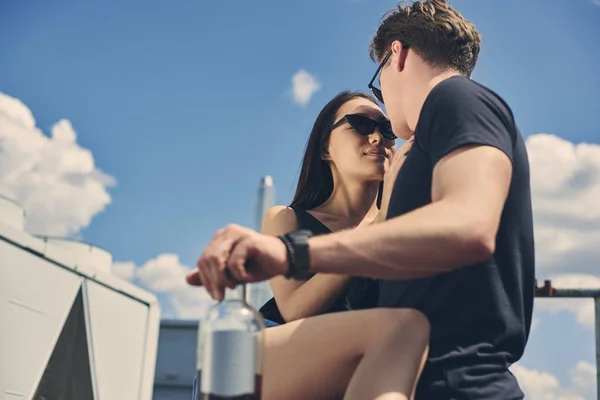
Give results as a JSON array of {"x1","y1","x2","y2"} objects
[{"x1": 262, "y1": 205, "x2": 299, "y2": 236}]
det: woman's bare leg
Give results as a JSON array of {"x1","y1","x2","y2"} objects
[
  {"x1": 343, "y1": 312, "x2": 429, "y2": 400},
  {"x1": 262, "y1": 308, "x2": 429, "y2": 400}
]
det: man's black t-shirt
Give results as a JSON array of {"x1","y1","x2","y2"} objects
[{"x1": 379, "y1": 76, "x2": 535, "y2": 399}]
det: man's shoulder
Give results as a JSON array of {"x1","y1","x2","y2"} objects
[
  {"x1": 417, "y1": 76, "x2": 519, "y2": 151},
  {"x1": 426, "y1": 76, "x2": 514, "y2": 119}
]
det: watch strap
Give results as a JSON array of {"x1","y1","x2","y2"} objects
[{"x1": 278, "y1": 229, "x2": 313, "y2": 279}]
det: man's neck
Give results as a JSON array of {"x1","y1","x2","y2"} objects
[
  {"x1": 407, "y1": 69, "x2": 463, "y2": 132},
  {"x1": 426, "y1": 70, "x2": 463, "y2": 96}
]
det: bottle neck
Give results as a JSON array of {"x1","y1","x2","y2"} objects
[{"x1": 223, "y1": 285, "x2": 247, "y2": 302}]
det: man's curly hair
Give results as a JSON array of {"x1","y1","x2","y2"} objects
[{"x1": 369, "y1": 0, "x2": 481, "y2": 77}]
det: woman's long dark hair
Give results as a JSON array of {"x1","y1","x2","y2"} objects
[{"x1": 289, "y1": 90, "x2": 382, "y2": 210}]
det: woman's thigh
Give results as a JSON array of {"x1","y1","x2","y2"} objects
[{"x1": 262, "y1": 308, "x2": 428, "y2": 400}]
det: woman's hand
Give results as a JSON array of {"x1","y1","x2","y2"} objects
[{"x1": 376, "y1": 135, "x2": 414, "y2": 222}]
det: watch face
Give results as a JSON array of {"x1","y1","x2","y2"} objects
[{"x1": 283, "y1": 230, "x2": 313, "y2": 280}]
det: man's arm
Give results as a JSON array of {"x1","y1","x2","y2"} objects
[{"x1": 308, "y1": 144, "x2": 512, "y2": 279}]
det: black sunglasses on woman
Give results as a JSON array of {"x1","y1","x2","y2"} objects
[{"x1": 331, "y1": 113, "x2": 396, "y2": 141}]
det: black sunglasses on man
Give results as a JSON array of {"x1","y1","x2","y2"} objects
[{"x1": 368, "y1": 44, "x2": 410, "y2": 104}]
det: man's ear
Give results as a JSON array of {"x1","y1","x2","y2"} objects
[{"x1": 391, "y1": 40, "x2": 408, "y2": 72}]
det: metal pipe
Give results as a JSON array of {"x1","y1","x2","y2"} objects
[
  {"x1": 536, "y1": 289, "x2": 600, "y2": 298},
  {"x1": 534, "y1": 279, "x2": 600, "y2": 399},
  {"x1": 596, "y1": 297, "x2": 600, "y2": 400}
]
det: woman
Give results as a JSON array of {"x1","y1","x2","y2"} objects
[
  {"x1": 259, "y1": 90, "x2": 399, "y2": 326},
  {"x1": 193, "y1": 91, "x2": 427, "y2": 400}
]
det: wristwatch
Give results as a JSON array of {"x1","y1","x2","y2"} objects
[{"x1": 278, "y1": 229, "x2": 314, "y2": 279}]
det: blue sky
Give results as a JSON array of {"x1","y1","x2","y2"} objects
[
  {"x1": 1, "y1": 0, "x2": 600, "y2": 397},
  {"x1": 1, "y1": 0, "x2": 598, "y2": 266}
]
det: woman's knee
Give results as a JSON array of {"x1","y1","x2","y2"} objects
[{"x1": 377, "y1": 308, "x2": 430, "y2": 340}]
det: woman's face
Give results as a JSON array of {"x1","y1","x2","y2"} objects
[{"x1": 325, "y1": 98, "x2": 396, "y2": 182}]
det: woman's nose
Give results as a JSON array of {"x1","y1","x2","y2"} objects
[{"x1": 368, "y1": 131, "x2": 383, "y2": 144}]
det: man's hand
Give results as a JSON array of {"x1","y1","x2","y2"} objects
[
  {"x1": 186, "y1": 224, "x2": 289, "y2": 300},
  {"x1": 377, "y1": 135, "x2": 414, "y2": 221}
]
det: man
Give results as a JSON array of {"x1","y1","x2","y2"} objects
[{"x1": 188, "y1": 1, "x2": 534, "y2": 398}]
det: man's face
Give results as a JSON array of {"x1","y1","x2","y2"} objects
[{"x1": 368, "y1": 48, "x2": 413, "y2": 140}]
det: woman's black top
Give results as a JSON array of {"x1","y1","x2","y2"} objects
[{"x1": 258, "y1": 207, "x2": 378, "y2": 324}]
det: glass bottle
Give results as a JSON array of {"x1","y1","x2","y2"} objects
[{"x1": 196, "y1": 284, "x2": 265, "y2": 400}]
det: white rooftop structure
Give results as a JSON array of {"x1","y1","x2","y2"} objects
[
  {"x1": 153, "y1": 320, "x2": 198, "y2": 400},
  {"x1": 0, "y1": 195, "x2": 161, "y2": 400}
]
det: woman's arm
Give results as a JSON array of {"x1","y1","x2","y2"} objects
[{"x1": 263, "y1": 206, "x2": 350, "y2": 322}]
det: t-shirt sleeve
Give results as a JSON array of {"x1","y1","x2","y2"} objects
[{"x1": 418, "y1": 78, "x2": 516, "y2": 167}]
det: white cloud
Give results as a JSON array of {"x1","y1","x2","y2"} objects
[
  {"x1": 527, "y1": 134, "x2": 600, "y2": 327},
  {"x1": 114, "y1": 254, "x2": 215, "y2": 319},
  {"x1": 511, "y1": 363, "x2": 591, "y2": 400},
  {"x1": 528, "y1": 134, "x2": 600, "y2": 276},
  {"x1": 0, "y1": 92, "x2": 115, "y2": 237},
  {"x1": 290, "y1": 69, "x2": 320, "y2": 106},
  {"x1": 0, "y1": 92, "x2": 210, "y2": 318},
  {"x1": 570, "y1": 361, "x2": 596, "y2": 393}
]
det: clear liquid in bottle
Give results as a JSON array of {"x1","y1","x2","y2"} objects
[{"x1": 196, "y1": 285, "x2": 265, "y2": 400}]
